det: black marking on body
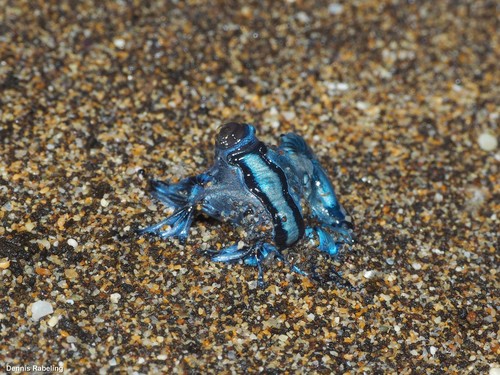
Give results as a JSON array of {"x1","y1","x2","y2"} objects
[{"x1": 229, "y1": 143, "x2": 305, "y2": 248}]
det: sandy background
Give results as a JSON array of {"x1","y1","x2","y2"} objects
[{"x1": 1, "y1": 0, "x2": 498, "y2": 373}]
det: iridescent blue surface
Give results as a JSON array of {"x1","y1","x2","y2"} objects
[{"x1": 139, "y1": 123, "x2": 354, "y2": 287}]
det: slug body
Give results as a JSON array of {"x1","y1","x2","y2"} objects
[{"x1": 139, "y1": 123, "x2": 354, "y2": 286}]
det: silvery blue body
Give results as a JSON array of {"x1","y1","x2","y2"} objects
[{"x1": 139, "y1": 123, "x2": 354, "y2": 286}]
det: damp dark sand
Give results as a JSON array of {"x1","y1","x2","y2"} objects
[{"x1": 0, "y1": 1, "x2": 498, "y2": 373}]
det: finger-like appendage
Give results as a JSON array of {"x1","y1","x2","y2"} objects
[
  {"x1": 150, "y1": 173, "x2": 211, "y2": 209},
  {"x1": 306, "y1": 226, "x2": 340, "y2": 257},
  {"x1": 138, "y1": 206, "x2": 195, "y2": 243}
]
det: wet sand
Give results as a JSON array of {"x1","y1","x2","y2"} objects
[{"x1": 1, "y1": 1, "x2": 498, "y2": 373}]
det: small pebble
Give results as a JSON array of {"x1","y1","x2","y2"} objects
[
  {"x1": 25, "y1": 221, "x2": 35, "y2": 231},
  {"x1": 30, "y1": 300, "x2": 54, "y2": 321},
  {"x1": 328, "y1": 3, "x2": 344, "y2": 15},
  {"x1": 65, "y1": 268, "x2": 78, "y2": 279},
  {"x1": 47, "y1": 315, "x2": 59, "y2": 327},
  {"x1": 110, "y1": 293, "x2": 121, "y2": 304},
  {"x1": 478, "y1": 133, "x2": 497, "y2": 151},
  {"x1": 0, "y1": 258, "x2": 10, "y2": 269},
  {"x1": 126, "y1": 167, "x2": 139, "y2": 175},
  {"x1": 39, "y1": 239, "x2": 51, "y2": 249},
  {"x1": 296, "y1": 11, "x2": 310, "y2": 23},
  {"x1": 113, "y1": 38, "x2": 126, "y2": 49},
  {"x1": 356, "y1": 101, "x2": 369, "y2": 110},
  {"x1": 325, "y1": 81, "x2": 349, "y2": 92},
  {"x1": 363, "y1": 270, "x2": 376, "y2": 279},
  {"x1": 67, "y1": 238, "x2": 78, "y2": 248},
  {"x1": 282, "y1": 111, "x2": 296, "y2": 121}
]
